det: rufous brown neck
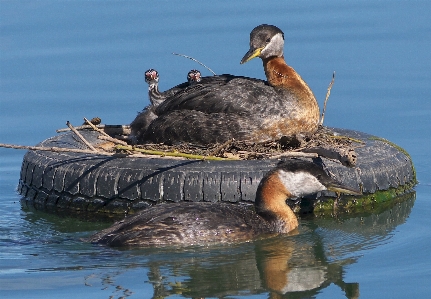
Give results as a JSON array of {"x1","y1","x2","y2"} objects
[
  {"x1": 262, "y1": 56, "x2": 316, "y2": 105},
  {"x1": 255, "y1": 171, "x2": 299, "y2": 233}
]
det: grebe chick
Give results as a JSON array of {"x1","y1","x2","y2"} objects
[
  {"x1": 139, "y1": 24, "x2": 320, "y2": 146},
  {"x1": 148, "y1": 69, "x2": 202, "y2": 106},
  {"x1": 144, "y1": 68, "x2": 164, "y2": 107},
  {"x1": 187, "y1": 69, "x2": 202, "y2": 85},
  {"x1": 88, "y1": 160, "x2": 360, "y2": 248},
  {"x1": 130, "y1": 69, "x2": 201, "y2": 143}
]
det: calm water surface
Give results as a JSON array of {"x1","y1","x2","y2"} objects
[{"x1": 1, "y1": 1, "x2": 430, "y2": 298}]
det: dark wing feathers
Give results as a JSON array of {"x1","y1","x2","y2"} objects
[
  {"x1": 143, "y1": 110, "x2": 253, "y2": 145},
  {"x1": 89, "y1": 202, "x2": 266, "y2": 247}
]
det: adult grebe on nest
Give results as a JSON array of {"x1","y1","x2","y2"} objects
[
  {"x1": 131, "y1": 24, "x2": 320, "y2": 145},
  {"x1": 88, "y1": 159, "x2": 360, "y2": 248}
]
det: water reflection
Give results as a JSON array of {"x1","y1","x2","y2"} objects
[{"x1": 76, "y1": 192, "x2": 414, "y2": 298}]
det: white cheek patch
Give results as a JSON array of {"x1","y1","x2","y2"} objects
[
  {"x1": 277, "y1": 169, "x2": 326, "y2": 197},
  {"x1": 261, "y1": 33, "x2": 284, "y2": 58}
]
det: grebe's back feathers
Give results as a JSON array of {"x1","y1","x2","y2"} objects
[
  {"x1": 155, "y1": 74, "x2": 299, "y2": 116},
  {"x1": 90, "y1": 202, "x2": 272, "y2": 247}
]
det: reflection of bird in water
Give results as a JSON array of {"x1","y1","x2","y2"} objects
[
  {"x1": 130, "y1": 69, "x2": 202, "y2": 143},
  {"x1": 88, "y1": 159, "x2": 359, "y2": 247},
  {"x1": 255, "y1": 235, "x2": 360, "y2": 298},
  {"x1": 134, "y1": 24, "x2": 320, "y2": 145}
]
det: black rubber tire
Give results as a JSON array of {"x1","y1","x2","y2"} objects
[{"x1": 18, "y1": 128, "x2": 415, "y2": 216}]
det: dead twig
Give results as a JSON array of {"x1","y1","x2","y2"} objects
[
  {"x1": 57, "y1": 124, "x2": 100, "y2": 133},
  {"x1": 268, "y1": 152, "x2": 319, "y2": 160},
  {"x1": 172, "y1": 53, "x2": 217, "y2": 76},
  {"x1": 66, "y1": 121, "x2": 98, "y2": 152},
  {"x1": 83, "y1": 117, "x2": 110, "y2": 137},
  {"x1": 319, "y1": 71, "x2": 335, "y2": 126},
  {"x1": 83, "y1": 117, "x2": 128, "y2": 146},
  {"x1": 115, "y1": 145, "x2": 238, "y2": 161},
  {"x1": 98, "y1": 135, "x2": 128, "y2": 146},
  {"x1": 302, "y1": 145, "x2": 356, "y2": 167},
  {"x1": 0, "y1": 143, "x2": 113, "y2": 155},
  {"x1": 56, "y1": 124, "x2": 131, "y2": 136}
]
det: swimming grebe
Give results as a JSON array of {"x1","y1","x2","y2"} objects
[
  {"x1": 88, "y1": 159, "x2": 360, "y2": 247},
  {"x1": 130, "y1": 69, "x2": 202, "y2": 143},
  {"x1": 136, "y1": 24, "x2": 320, "y2": 145}
]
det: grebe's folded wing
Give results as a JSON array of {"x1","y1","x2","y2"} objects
[
  {"x1": 155, "y1": 74, "x2": 288, "y2": 116},
  {"x1": 143, "y1": 110, "x2": 254, "y2": 145}
]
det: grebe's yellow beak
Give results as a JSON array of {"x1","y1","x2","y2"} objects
[{"x1": 240, "y1": 47, "x2": 263, "y2": 64}]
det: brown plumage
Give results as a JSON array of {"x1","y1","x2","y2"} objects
[{"x1": 263, "y1": 57, "x2": 319, "y2": 130}]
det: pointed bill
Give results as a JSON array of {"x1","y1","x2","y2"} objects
[{"x1": 240, "y1": 47, "x2": 263, "y2": 64}]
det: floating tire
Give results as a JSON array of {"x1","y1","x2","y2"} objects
[{"x1": 18, "y1": 128, "x2": 416, "y2": 216}]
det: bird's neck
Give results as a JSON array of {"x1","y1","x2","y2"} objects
[
  {"x1": 148, "y1": 84, "x2": 163, "y2": 106},
  {"x1": 262, "y1": 56, "x2": 316, "y2": 105},
  {"x1": 255, "y1": 172, "x2": 299, "y2": 233}
]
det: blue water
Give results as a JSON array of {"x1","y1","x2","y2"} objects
[{"x1": 1, "y1": 1, "x2": 430, "y2": 298}]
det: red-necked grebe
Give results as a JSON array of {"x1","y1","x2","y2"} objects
[
  {"x1": 135, "y1": 24, "x2": 319, "y2": 145},
  {"x1": 88, "y1": 159, "x2": 360, "y2": 248}
]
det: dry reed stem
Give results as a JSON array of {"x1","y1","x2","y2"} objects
[
  {"x1": 56, "y1": 124, "x2": 102, "y2": 133},
  {"x1": 83, "y1": 117, "x2": 111, "y2": 137},
  {"x1": 115, "y1": 145, "x2": 237, "y2": 161},
  {"x1": 0, "y1": 143, "x2": 113, "y2": 155},
  {"x1": 82, "y1": 117, "x2": 128, "y2": 146},
  {"x1": 268, "y1": 152, "x2": 319, "y2": 159},
  {"x1": 66, "y1": 121, "x2": 98, "y2": 152},
  {"x1": 319, "y1": 71, "x2": 336, "y2": 126},
  {"x1": 172, "y1": 53, "x2": 217, "y2": 76}
]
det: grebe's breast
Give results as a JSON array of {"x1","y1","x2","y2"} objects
[{"x1": 89, "y1": 202, "x2": 272, "y2": 248}]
